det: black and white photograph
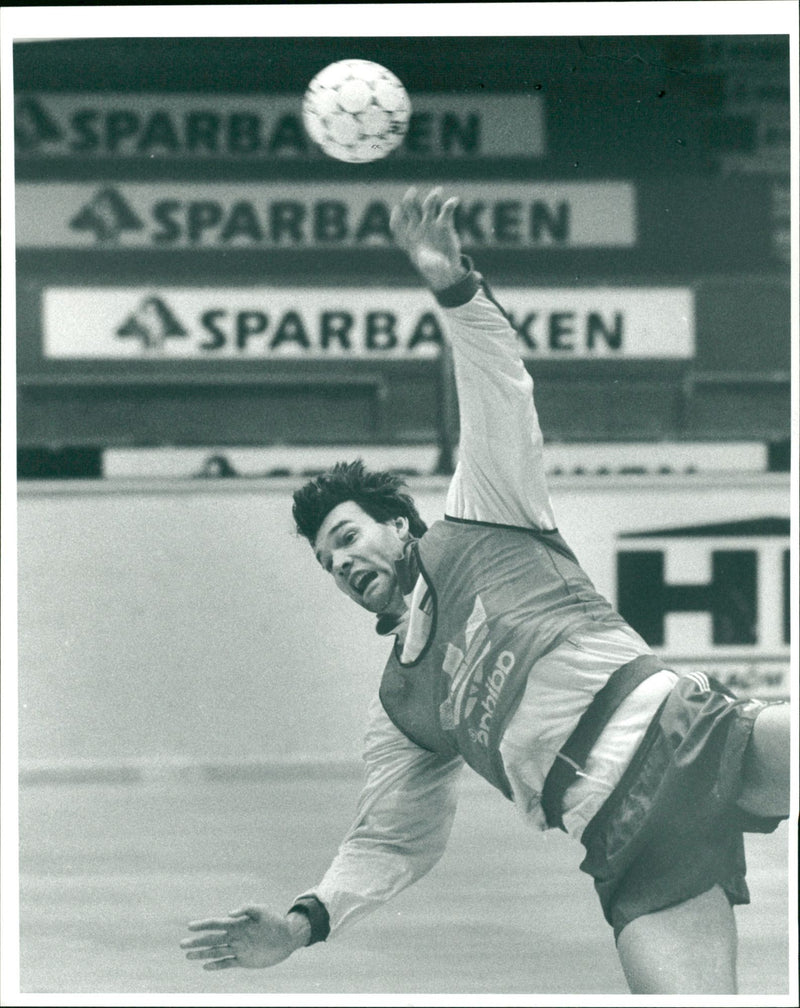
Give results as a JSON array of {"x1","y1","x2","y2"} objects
[{"x1": 1, "y1": 3, "x2": 797, "y2": 1003}]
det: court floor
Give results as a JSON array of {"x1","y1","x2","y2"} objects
[{"x1": 14, "y1": 769, "x2": 794, "y2": 999}]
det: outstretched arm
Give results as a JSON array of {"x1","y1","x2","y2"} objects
[
  {"x1": 180, "y1": 699, "x2": 463, "y2": 969},
  {"x1": 391, "y1": 187, "x2": 555, "y2": 530},
  {"x1": 300, "y1": 698, "x2": 463, "y2": 936}
]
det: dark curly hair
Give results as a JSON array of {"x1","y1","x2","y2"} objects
[{"x1": 292, "y1": 459, "x2": 428, "y2": 545}]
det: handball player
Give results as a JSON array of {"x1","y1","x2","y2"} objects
[{"x1": 181, "y1": 187, "x2": 790, "y2": 995}]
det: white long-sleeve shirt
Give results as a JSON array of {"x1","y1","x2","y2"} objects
[{"x1": 299, "y1": 283, "x2": 677, "y2": 938}]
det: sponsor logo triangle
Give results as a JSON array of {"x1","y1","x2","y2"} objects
[
  {"x1": 116, "y1": 297, "x2": 188, "y2": 348},
  {"x1": 69, "y1": 187, "x2": 144, "y2": 242},
  {"x1": 14, "y1": 97, "x2": 62, "y2": 151}
]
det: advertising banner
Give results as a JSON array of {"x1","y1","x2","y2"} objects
[
  {"x1": 42, "y1": 285, "x2": 694, "y2": 359},
  {"x1": 15, "y1": 181, "x2": 636, "y2": 249},
  {"x1": 14, "y1": 92, "x2": 546, "y2": 160},
  {"x1": 615, "y1": 520, "x2": 790, "y2": 697},
  {"x1": 549, "y1": 481, "x2": 792, "y2": 699}
]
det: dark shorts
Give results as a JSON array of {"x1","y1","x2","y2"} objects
[{"x1": 578, "y1": 673, "x2": 786, "y2": 940}]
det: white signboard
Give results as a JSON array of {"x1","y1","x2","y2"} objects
[
  {"x1": 42, "y1": 285, "x2": 694, "y2": 359},
  {"x1": 16, "y1": 181, "x2": 636, "y2": 249},
  {"x1": 14, "y1": 93, "x2": 546, "y2": 159}
]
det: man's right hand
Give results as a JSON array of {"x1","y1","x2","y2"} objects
[
  {"x1": 180, "y1": 904, "x2": 311, "y2": 970},
  {"x1": 390, "y1": 186, "x2": 467, "y2": 292}
]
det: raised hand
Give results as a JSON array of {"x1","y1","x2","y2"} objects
[
  {"x1": 180, "y1": 904, "x2": 310, "y2": 970},
  {"x1": 390, "y1": 186, "x2": 466, "y2": 291}
]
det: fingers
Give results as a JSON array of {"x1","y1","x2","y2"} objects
[
  {"x1": 181, "y1": 930, "x2": 236, "y2": 969},
  {"x1": 400, "y1": 186, "x2": 421, "y2": 222},
  {"x1": 227, "y1": 905, "x2": 260, "y2": 920},
  {"x1": 421, "y1": 186, "x2": 443, "y2": 221},
  {"x1": 440, "y1": 195, "x2": 460, "y2": 223},
  {"x1": 203, "y1": 957, "x2": 239, "y2": 970},
  {"x1": 400, "y1": 186, "x2": 451, "y2": 223},
  {"x1": 389, "y1": 203, "x2": 404, "y2": 240},
  {"x1": 187, "y1": 916, "x2": 242, "y2": 931},
  {"x1": 390, "y1": 186, "x2": 420, "y2": 245},
  {"x1": 181, "y1": 933, "x2": 227, "y2": 950},
  {"x1": 185, "y1": 945, "x2": 233, "y2": 960},
  {"x1": 392, "y1": 186, "x2": 456, "y2": 227}
]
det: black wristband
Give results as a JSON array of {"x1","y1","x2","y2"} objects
[
  {"x1": 434, "y1": 255, "x2": 480, "y2": 308},
  {"x1": 288, "y1": 896, "x2": 330, "y2": 945}
]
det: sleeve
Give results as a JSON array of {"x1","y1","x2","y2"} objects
[
  {"x1": 292, "y1": 696, "x2": 464, "y2": 939},
  {"x1": 437, "y1": 264, "x2": 557, "y2": 531}
]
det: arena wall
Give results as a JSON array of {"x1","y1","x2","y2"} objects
[{"x1": 15, "y1": 474, "x2": 791, "y2": 772}]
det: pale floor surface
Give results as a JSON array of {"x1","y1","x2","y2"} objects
[{"x1": 15, "y1": 773, "x2": 793, "y2": 998}]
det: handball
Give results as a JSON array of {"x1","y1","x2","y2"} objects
[{"x1": 302, "y1": 59, "x2": 412, "y2": 163}]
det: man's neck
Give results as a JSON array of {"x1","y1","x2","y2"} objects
[{"x1": 375, "y1": 607, "x2": 409, "y2": 640}]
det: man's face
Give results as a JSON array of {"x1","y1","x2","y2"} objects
[{"x1": 314, "y1": 500, "x2": 410, "y2": 615}]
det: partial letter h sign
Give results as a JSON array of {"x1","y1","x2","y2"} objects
[{"x1": 616, "y1": 518, "x2": 790, "y2": 654}]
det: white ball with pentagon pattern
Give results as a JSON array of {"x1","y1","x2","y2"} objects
[{"x1": 302, "y1": 59, "x2": 412, "y2": 163}]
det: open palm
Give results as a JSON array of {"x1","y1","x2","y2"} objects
[
  {"x1": 390, "y1": 187, "x2": 465, "y2": 290},
  {"x1": 181, "y1": 905, "x2": 305, "y2": 971}
]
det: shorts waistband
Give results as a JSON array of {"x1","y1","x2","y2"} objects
[{"x1": 542, "y1": 653, "x2": 667, "y2": 832}]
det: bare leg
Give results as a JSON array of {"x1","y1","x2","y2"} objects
[
  {"x1": 735, "y1": 702, "x2": 791, "y2": 819},
  {"x1": 616, "y1": 885, "x2": 737, "y2": 994}
]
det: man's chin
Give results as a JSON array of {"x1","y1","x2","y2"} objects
[
  {"x1": 360, "y1": 590, "x2": 387, "y2": 614},
  {"x1": 350, "y1": 575, "x2": 401, "y2": 615},
  {"x1": 350, "y1": 580, "x2": 384, "y2": 613}
]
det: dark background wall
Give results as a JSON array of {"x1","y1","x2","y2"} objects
[{"x1": 14, "y1": 35, "x2": 791, "y2": 469}]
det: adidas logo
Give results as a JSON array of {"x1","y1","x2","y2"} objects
[
  {"x1": 439, "y1": 595, "x2": 490, "y2": 729},
  {"x1": 439, "y1": 594, "x2": 517, "y2": 746}
]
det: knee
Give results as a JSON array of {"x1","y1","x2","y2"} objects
[{"x1": 735, "y1": 702, "x2": 791, "y2": 819}]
